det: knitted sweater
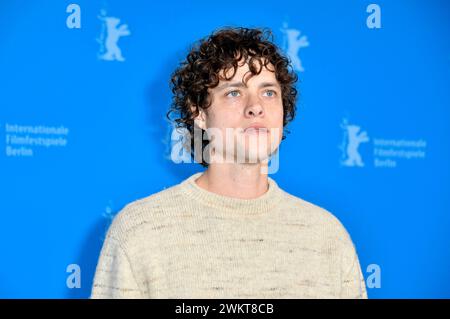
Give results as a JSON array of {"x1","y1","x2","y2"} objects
[{"x1": 91, "y1": 172, "x2": 367, "y2": 298}]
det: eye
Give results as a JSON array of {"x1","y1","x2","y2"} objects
[
  {"x1": 226, "y1": 90, "x2": 241, "y2": 98},
  {"x1": 263, "y1": 90, "x2": 277, "y2": 97}
]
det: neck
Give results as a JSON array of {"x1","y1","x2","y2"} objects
[{"x1": 195, "y1": 162, "x2": 269, "y2": 199}]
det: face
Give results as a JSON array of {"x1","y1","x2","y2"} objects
[{"x1": 194, "y1": 58, "x2": 284, "y2": 165}]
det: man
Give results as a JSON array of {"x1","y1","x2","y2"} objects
[{"x1": 91, "y1": 27, "x2": 367, "y2": 298}]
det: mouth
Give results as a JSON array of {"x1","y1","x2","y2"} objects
[{"x1": 243, "y1": 127, "x2": 269, "y2": 134}]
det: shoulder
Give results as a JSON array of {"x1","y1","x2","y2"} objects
[
  {"x1": 278, "y1": 188, "x2": 354, "y2": 246},
  {"x1": 280, "y1": 190, "x2": 364, "y2": 274},
  {"x1": 104, "y1": 182, "x2": 185, "y2": 245}
]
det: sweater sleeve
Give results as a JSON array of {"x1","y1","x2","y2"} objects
[
  {"x1": 339, "y1": 233, "x2": 368, "y2": 299},
  {"x1": 91, "y1": 233, "x2": 144, "y2": 299}
]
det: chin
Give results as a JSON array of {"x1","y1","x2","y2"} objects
[{"x1": 236, "y1": 147, "x2": 273, "y2": 164}]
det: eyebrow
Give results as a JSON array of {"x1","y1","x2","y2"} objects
[{"x1": 215, "y1": 81, "x2": 280, "y2": 91}]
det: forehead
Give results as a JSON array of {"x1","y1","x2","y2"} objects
[{"x1": 217, "y1": 58, "x2": 277, "y2": 86}]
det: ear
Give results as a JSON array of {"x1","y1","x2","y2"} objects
[{"x1": 191, "y1": 105, "x2": 207, "y2": 131}]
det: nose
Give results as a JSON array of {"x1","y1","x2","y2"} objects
[{"x1": 244, "y1": 99, "x2": 264, "y2": 118}]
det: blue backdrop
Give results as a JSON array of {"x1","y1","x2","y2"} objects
[{"x1": 1, "y1": 0, "x2": 449, "y2": 298}]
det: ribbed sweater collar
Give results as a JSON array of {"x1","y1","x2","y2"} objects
[{"x1": 179, "y1": 171, "x2": 283, "y2": 216}]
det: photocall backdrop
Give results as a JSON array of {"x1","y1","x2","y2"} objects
[{"x1": 0, "y1": 0, "x2": 449, "y2": 298}]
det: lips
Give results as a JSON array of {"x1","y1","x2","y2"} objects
[{"x1": 244, "y1": 123, "x2": 269, "y2": 134}]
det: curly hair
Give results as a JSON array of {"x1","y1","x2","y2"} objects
[{"x1": 166, "y1": 26, "x2": 299, "y2": 167}]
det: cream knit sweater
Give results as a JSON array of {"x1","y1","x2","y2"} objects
[{"x1": 91, "y1": 172, "x2": 367, "y2": 298}]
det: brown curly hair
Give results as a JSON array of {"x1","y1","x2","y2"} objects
[{"x1": 166, "y1": 26, "x2": 299, "y2": 167}]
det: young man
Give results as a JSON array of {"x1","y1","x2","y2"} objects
[{"x1": 91, "y1": 27, "x2": 367, "y2": 298}]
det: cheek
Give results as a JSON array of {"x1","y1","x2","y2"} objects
[
  {"x1": 268, "y1": 106, "x2": 284, "y2": 142},
  {"x1": 205, "y1": 108, "x2": 222, "y2": 129},
  {"x1": 213, "y1": 111, "x2": 242, "y2": 129},
  {"x1": 267, "y1": 104, "x2": 284, "y2": 126}
]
